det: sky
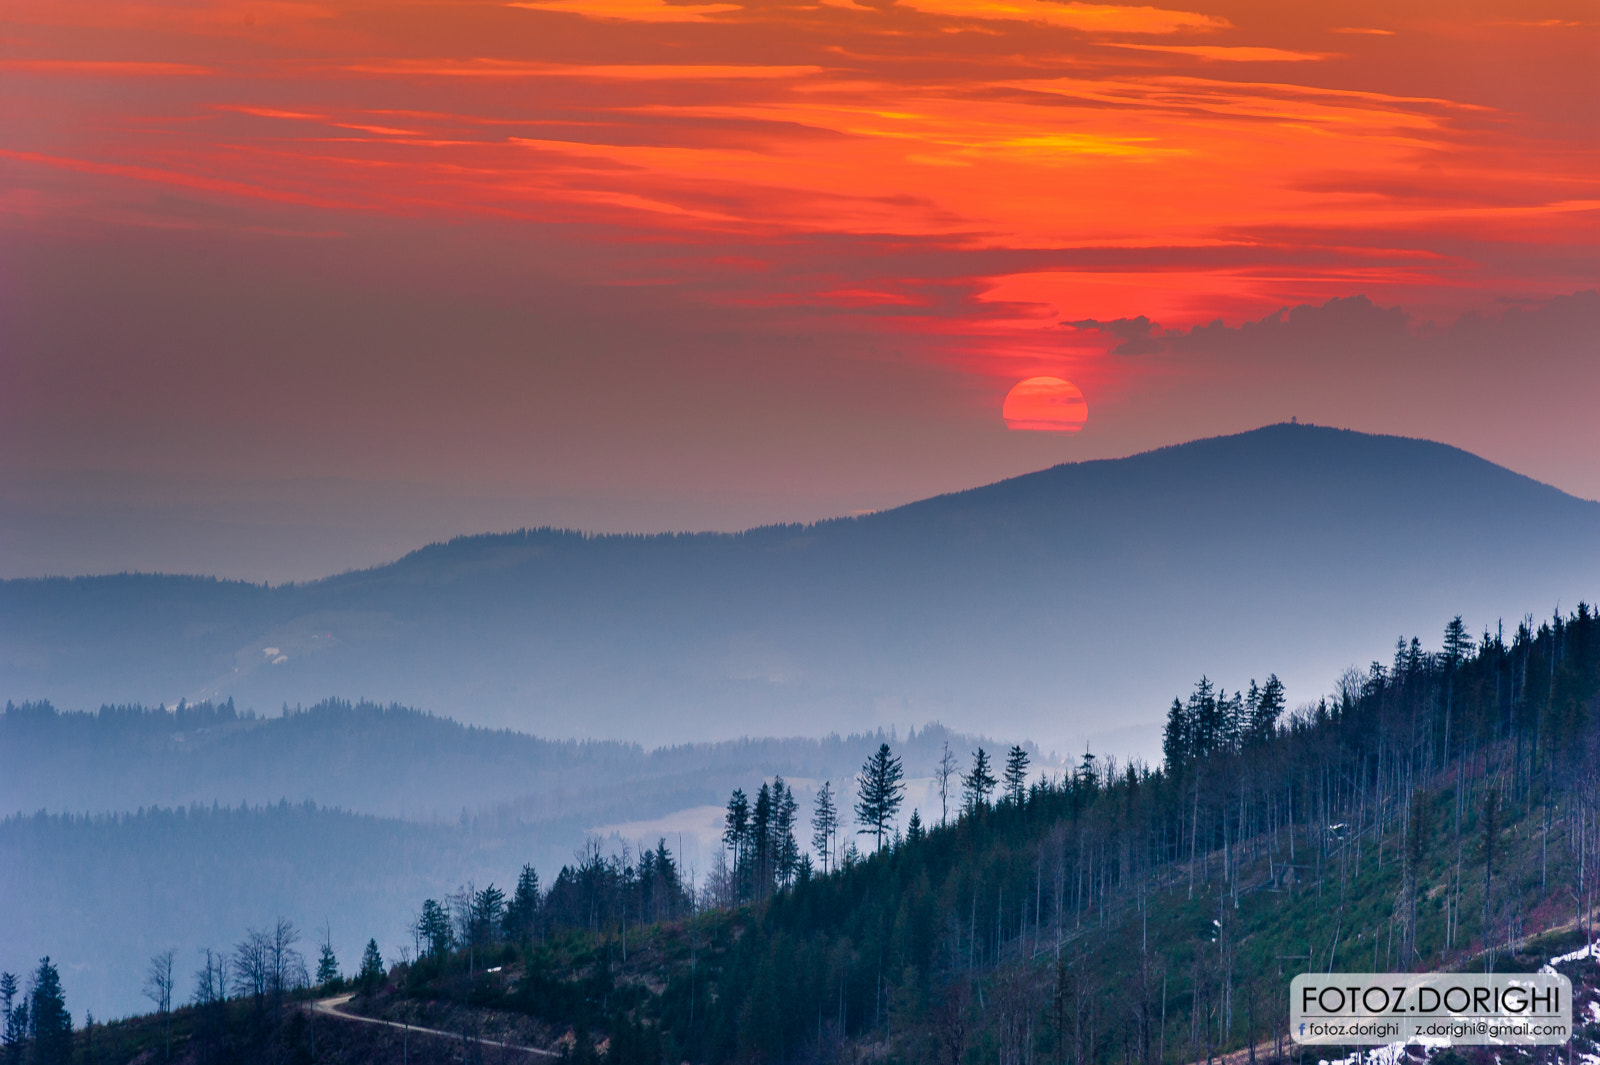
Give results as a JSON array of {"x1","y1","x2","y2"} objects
[{"x1": 1, "y1": 0, "x2": 1596, "y2": 581}]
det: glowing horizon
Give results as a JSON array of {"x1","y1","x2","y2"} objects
[{"x1": 2, "y1": 0, "x2": 1596, "y2": 578}]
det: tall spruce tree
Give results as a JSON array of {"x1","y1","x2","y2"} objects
[
  {"x1": 315, "y1": 936, "x2": 340, "y2": 988},
  {"x1": 1162, "y1": 697, "x2": 1191, "y2": 771},
  {"x1": 418, "y1": 899, "x2": 452, "y2": 958},
  {"x1": 505, "y1": 864, "x2": 541, "y2": 943},
  {"x1": 752, "y1": 783, "x2": 774, "y2": 895},
  {"x1": 854, "y1": 742, "x2": 906, "y2": 851},
  {"x1": 962, "y1": 747, "x2": 997, "y2": 815},
  {"x1": 1442, "y1": 615, "x2": 1473, "y2": 760},
  {"x1": 470, "y1": 884, "x2": 507, "y2": 950},
  {"x1": 357, "y1": 940, "x2": 384, "y2": 992},
  {"x1": 772, "y1": 778, "x2": 800, "y2": 888},
  {"x1": 28, "y1": 958, "x2": 72, "y2": 1065},
  {"x1": 1002, "y1": 745, "x2": 1030, "y2": 806},
  {"x1": 0, "y1": 972, "x2": 19, "y2": 1064},
  {"x1": 811, "y1": 782, "x2": 838, "y2": 874},
  {"x1": 723, "y1": 788, "x2": 751, "y2": 900},
  {"x1": 1249, "y1": 674, "x2": 1286, "y2": 744}
]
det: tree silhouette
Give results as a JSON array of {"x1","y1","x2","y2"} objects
[
  {"x1": 143, "y1": 949, "x2": 175, "y2": 1060},
  {"x1": 28, "y1": 958, "x2": 72, "y2": 1065},
  {"x1": 811, "y1": 782, "x2": 838, "y2": 874},
  {"x1": 358, "y1": 939, "x2": 384, "y2": 993},
  {"x1": 962, "y1": 748, "x2": 997, "y2": 815},
  {"x1": 315, "y1": 935, "x2": 340, "y2": 989},
  {"x1": 1003, "y1": 746, "x2": 1030, "y2": 806},
  {"x1": 854, "y1": 743, "x2": 905, "y2": 851}
]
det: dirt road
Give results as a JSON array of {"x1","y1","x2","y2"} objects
[{"x1": 311, "y1": 993, "x2": 558, "y2": 1058}]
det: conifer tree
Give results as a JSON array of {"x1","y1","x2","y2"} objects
[
  {"x1": 752, "y1": 783, "x2": 774, "y2": 894},
  {"x1": 772, "y1": 778, "x2": 800, "y2": 888},
  {"x1": 0, "y1": 972, "x2": 20, "y2": 1064},
  {"x1": 854, "y1": 742, "x2": 906, "y2": 851},
  {"x1": 315, "y1": 936, "x2": 340, "y2": 988},
  {"x1": 28, "y1": 958, "x2": 72, "y2": 1065},
  {"x1": 505, "y1": 864, "x2": 541, "y2": 943},
  {"x1": 418, "y1": 899, "x2": 452, "y2": 959},
  {"x1": 961, "y1": 747, "x2": 997, "y2": 815},
  {"x1": 723, "y1": 788, "x2": 751, "y2": 900},
  {"x1": 1162, "y1": 697, "x2": 1191, "y2": 771},
  {"x1": 470, "y1": 884, "x2": 506, "y2": 950},
  {"x1": 1442, "y1": 615, "x2": 1473, "y2": 760},
  {"x1": 1003, "y1": 745, "x2": 1030, "y2": 806},
  {"x1": 357, "y1": 940, "x2": 384, "y2": 992},
  {"x1": 3, "y1": 998, "x2": 23, "y2": 1065},
  {"x1": 811, "y1": 782, "x2": 837, "y2": 874},
  {"x1": 1248, "y1": 674, "x2": 1286, "y2": 744},
  {"x1": 906, "y1": 808, "x2": 925, "y2": 844},
  {"x1": 1187, "y1": 676, "x2": 1222, "y2": 758}
]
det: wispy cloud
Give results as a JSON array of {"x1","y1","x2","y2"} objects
[
  {"x1": 505, "y1": 0, "x2": 739, "y2": 23},
  {"x1": 888, "y1": 0, "x2": 1227, "y2": 33}
]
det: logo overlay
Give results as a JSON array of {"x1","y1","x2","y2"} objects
[{"x1": 1290, "y1": 973, "x2": 1571, "y2": 1046}]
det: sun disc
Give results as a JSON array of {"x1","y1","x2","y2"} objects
[{"x1": 1003, "y1": 376, "x2": 1088, "y2": 433}]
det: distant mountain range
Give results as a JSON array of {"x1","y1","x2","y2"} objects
[
  {"x1": 4, "y1": 424, "x2": 1598, "y2": 753},
  {"x1": 4, "y1": 700, "x2": 977, "y2": 1019}
]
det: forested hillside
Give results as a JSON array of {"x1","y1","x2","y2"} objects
[
  {"x1": 6, "y1": 425, "x2": 1598, "y2": 750},
  {"x1": 10, "y1": 605, "x2": 1599, "y2": 1064},
  {"x1": 1, "y1": 706, "x2": 985, "y2": 1019}
]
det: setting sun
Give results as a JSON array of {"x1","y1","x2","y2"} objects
[{"x1": 1002, "y1": 377, "x2": 1089, "y2": 433}]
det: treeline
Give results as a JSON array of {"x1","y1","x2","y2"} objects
[
  {"x1": 409, "y1": 837, "x2": 695, "y2": 977},
  {"x1": 362, "y1": 605, "x2": 1600, "y2": 1065}
]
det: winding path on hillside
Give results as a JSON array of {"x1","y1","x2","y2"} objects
[{"x1": 311, "y1": 993, "x2": 558, "y2": 1058}]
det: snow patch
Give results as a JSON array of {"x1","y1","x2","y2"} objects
[{"x1": 1541, "y1": 939, "x2": 1598, "y2": 973}]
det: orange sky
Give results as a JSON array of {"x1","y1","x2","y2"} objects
[{"x1": 1, "y1": 0, "x2": 1597, "y2": 577}]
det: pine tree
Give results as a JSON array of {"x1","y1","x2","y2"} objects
[
  {"x1": 854, "y1": 742, "x2": 906, "y2": 851},
  {"x1": 0, "y1": 972, "x2": 19, "y2": 1064},
  {"x1": 470, "y1": 884, "x2": 507, "y2": 949},
  {"x1": 906, "y1": 808, "x2": 925, "y2": 844},
  {"x1": 505, "y1": 864, "x2": 541, "y2": 943},
  {"x1": 28, "y1": 958, "x2": 72, "y2": 1065},
  {"x1": 752, "y1": 783, "x2": 774, "y2": 895},
  {"x1": 4, "y1": 998, "x2": 24, "y2": 1065},
  {"x1": 811, "y1": 782, "x2": 838, "y2": 874},
  {"x1": 961, "y1": 747, "x2": 997, "y2": 815},
  {"x1": 723, "y1": 789, "x2": 750, "y2": 863},
  {"x1": 773, "y1": 778, "x2": 800, "y2": 888},
  {"x1": 357, "y1": 940, "x2": 384, "y2": 992},
  {"x1": 1162, "y1": 697, "x2": 1191, "y2": 772},
  {"x1": 315, "y1": 939, "x2": 340, "y2": 988},
  {"x1": 418, "y1": 899, "x2": 452, "y2": 959},
  {"x1": 1442, "y1": 615, "x2": 1474, "y2": 761},
  {"x1": 1002, "y1": 745, "x2": 1030, "y2": 806},
  {"x1": 1187, "y1": 676, "x2": 1221, "y2": 758},
  {"x1": 1248, "y1": 674, "x2": 1285, "y2": 744}
]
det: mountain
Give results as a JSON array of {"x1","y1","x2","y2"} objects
[{"x1": 4, "y1": 424, "x2": 1598, "y2": 751}]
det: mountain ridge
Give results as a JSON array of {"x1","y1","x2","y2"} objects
[{"x1": 4, "y1": 424, "x2": 1597, "y2": 750}]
